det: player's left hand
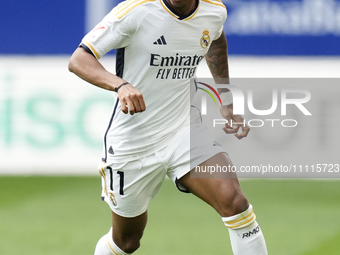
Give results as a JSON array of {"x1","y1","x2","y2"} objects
[{"x1": 220, "y1": 104, "x2": 250, "y2": 139}]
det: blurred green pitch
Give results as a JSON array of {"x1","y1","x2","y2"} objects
[{"x1": 0, "y1": 177, "x2": 339, "y2": 255}]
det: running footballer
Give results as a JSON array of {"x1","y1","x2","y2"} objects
[{"x1": 69, "y1": 0, "x2": 268, "y2": 254}]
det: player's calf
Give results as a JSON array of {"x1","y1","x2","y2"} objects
[
  {"x1": 112, "y1": 232, "x2": 141, "y2": 254},
  {"x1": 94, "y1": 228, "x2": 137, "y2": 255}
]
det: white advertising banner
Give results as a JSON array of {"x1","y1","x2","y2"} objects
[
  {"x1": 0, "y1": 56, "x2": 339, "y2": 175},
  {"x1": 0, "y1": 56, "x2": 115, "y2": 175}
]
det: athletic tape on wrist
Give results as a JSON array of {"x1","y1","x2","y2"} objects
[{"x1": 220, "y1": 91, "x2": 233, "y2": 106}]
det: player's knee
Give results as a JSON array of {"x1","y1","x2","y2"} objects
[{"x1": 218, "y1": 190, "x2": 249, "y2": 217}]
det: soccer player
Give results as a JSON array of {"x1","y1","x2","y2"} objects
[{"x1": 68, "y1": 0, "x2": 268, "y2": 254}]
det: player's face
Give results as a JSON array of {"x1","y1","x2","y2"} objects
[{"x1": 167, "y1": 0, "x2": 196, "y2": 15}]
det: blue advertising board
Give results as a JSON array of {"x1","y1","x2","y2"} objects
[
  {"x1": 0, "y1": 0, "x2": 85, "y2": 54},
  {"x1": 224, "y1": 0, "x2": 340, "y2": 55},
  {"x1": 0, "y1": 0, "x2": 339, "y2": 55}
]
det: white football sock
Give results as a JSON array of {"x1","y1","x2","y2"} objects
[
  {"x1": 222, "y1": 204, "x2": 268, "y2": 255},
  {"x1": 94, "y1": 228, "x2": 130, "y2": 255}
]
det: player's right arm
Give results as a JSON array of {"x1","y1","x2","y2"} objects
[
  {"x1": 206, "y1": 32, "x2": 250, "y2": 139},
  {"x1": 68, "y1": 3, "x2": 147, "y2": 115},
  {"x1": 68, "y1": 46, "x2": 123, "y2": 92},
  {"x1": 68, "y1": 47, "x2": 145, "y2": 115}
]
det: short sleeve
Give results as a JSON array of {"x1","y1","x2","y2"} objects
[
  {"x1": 213, "y1": 7, "x2": 227, "y2": 40},
  {"x1": 214, "y1": 25, "x2": 224, "y2": 40},
  {"x1": 81, "y1": 7, "x2": 140, "y2": 59}
]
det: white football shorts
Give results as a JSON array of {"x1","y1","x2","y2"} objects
[{"x1": 99, "y1": 108, "x2": 225, "y2": 217}]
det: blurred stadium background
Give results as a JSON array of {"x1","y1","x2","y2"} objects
[{"x1": 0, "y1": 0, "x2": 339, "y2": 254}]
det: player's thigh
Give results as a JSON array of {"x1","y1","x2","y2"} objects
[
  {"x1": 100, "y1": 157, "x2": 166, "y2": 249},
  {"x1": 178, "y1": 152, "x2": 249, "y2": 217},
  {"x1": 166, "y1": 121, "x2": 225, "y2": 190},
  {"x1": 100, "y1": 157, "x2": 166, "y2": 218}
]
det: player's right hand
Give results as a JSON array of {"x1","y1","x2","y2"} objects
[{"x1": 117, "y1": 83, "x2": 146, "y2": 115}]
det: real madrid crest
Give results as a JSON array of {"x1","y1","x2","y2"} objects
[{"x1": 200, "y1": 29, "x2": 210, "y2": 49}]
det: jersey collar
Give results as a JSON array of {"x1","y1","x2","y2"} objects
[{"x1": 160, "y1": 0, "x2": 199, "y2": 21}]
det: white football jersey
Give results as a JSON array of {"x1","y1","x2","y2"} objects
[{"x1": 81, "y1": 0, "x2": 227, "y2": 163}]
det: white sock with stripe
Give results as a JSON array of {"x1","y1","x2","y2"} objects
[
  {"x1": 222, "y1": 204, "x2": 268, "y2": 255},
  {"x1": 94, "y1": 228, "x2": 130, "y2": 255}
]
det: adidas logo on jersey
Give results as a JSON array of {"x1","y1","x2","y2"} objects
[
  {"x1": 153, "y1": 35, "x2": 167, "y2": 45},
  {"x1": 108, "y1": 146, "x2": 114, "y2": 155}
]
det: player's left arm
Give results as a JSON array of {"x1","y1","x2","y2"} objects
[{"x1": 205, "y1": 31, "x2": 250, "y2": 139}]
